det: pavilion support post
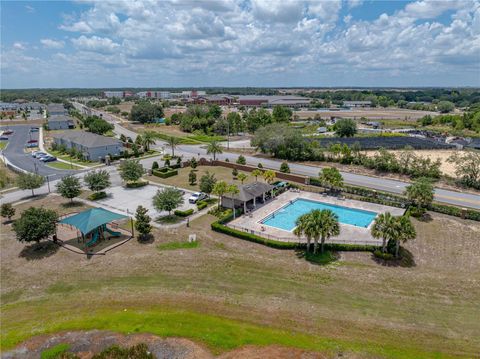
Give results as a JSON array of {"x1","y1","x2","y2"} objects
[
  {"x1": 243, "y1": 201, "x2": 247, "y2": 214},
  {"x1": 253, "y1": 197, "x2": 256, "y2": 208},
  {"x1": 130, "y1": 217, "x2": 135, "y2": 238},
  {"x1": 263, "y1": 193, "x2": 265, "y2": 203}
]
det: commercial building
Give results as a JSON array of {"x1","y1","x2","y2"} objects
[
  {"x1": 52, "y1": 131, "x2": 123, "y2": 161},
  {"x1": 47, "y1": 115, "x2": 75, "y2": 130},
  {"x1": 343, "y1": 101, "x2": 372, "y2": 108},
  {"x1": 237, "y1": 95, "x2": 311, "y2": 108},
  {"x1": 103, "y1": 91, "x2": 133, "y2": 98},
  {"x1": 193, "y1": 95, "x2": 235, "y2": 106}
]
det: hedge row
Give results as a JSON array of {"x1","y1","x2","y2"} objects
[
  {"x1": 153, "y1": 167, "x2": 178, "y2": 178},
  {"x1": 197, "y1": 201, "x2": 208, "y2": 210},
  {"x1": 309, "y1": 177, "x2": 480, "y2": 222},
  {"x1": 212, "y1": 215, "x2": 378, "y2": 252},
  {"x1": 174, "y1": 209, "x2": 194, "y2": 217},
  {"x1": 87, "y1": 191, "x2": 107, "y2": 201},
  {"x1": 126, "y1": 181, "x2": 148, "y2": 188}
]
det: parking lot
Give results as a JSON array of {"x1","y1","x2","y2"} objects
[
  {"x1": 95, "y1": 184, "x2": 197, "y2": 219},
  {"x1": 0, "y1": 125, "x2": 79, "y2": 180}
]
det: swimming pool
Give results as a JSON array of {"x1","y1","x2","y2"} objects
[{"x1": 261, "y1": 198, "x2": 377, "y2": 231}]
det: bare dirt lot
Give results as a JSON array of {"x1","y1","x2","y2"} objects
[
  {"x1": 297, "y1": 108, "x2": 437, "y2": 121},
  {"x1": 364, "y1": 149, "x2": 461, "y2": 177},
  {"x1": 1, "y1": 195, "x2": 480, "y2": 357}
]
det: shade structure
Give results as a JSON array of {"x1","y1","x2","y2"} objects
[{"x1": 59, "y1": 208, "x2": 127, "y2": 235}]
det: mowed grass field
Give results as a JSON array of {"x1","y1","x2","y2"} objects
[{"x1": 1, "y1": 195, "x2": 480, "y2": 358}]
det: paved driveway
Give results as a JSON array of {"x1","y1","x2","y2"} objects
[
  {"x1": 96, "y1": 184, "x2": 197, "y2": 219},
  {"x1": 0, "y1": 124, "x2": 79, "y2": 180}
]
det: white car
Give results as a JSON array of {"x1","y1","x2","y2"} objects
[
  {"x1": 33, "y1": 151, "x2": 47, "y2": 158},
  {"x1": 189, "y1": 192, "x2": 207, "y2": 204}
]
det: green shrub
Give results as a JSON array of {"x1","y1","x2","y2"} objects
[
  {"x1": 373, "y1": 250, "x2": 394, "y2": 260},
  {"x1": 211, "y1": 218, "x2": 377, "y2": 252},
  {"x1": 126, "y1": 181, "x2": 148, "y2": 188},
  {"x1": 151, "y1": 161, "x2": 159, "y2": 170},
  {"x1": 41, "y1": 343, "x2": 71, "y2": 359},
  {"x1": 87, "y1": 191, "x2": 107, "y2": 201},
  {"x1": 197, "y1": 200, "x2": 208, "y2": 210},
  {"x1": 152, "y1": 168, "x2": 178, "y2": 178},
  {"x1": 174, "y1": 208, "x2": 194, "y2": 217}
]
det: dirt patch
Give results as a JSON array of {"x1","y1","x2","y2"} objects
[{"x1": 3, "y1": 331, "x2": 331, "y2": 359}]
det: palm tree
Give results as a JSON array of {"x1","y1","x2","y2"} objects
[
  {"x1": 294, "y1": 213, "x2": 315, "y2": 253},
  {"x1": 212, "y1": 180, "x2": 228, "y2": 206},
  {"x1": 315, "y1": 209, "x2": 340, "y2": 254},
  {"x1": 371, "y1": 212, "x2": 397, "y2": 253},
  {"x1": 227, "y1": 184, "x2": 240, "y2": 218},
  {"x1": 393, "y1": 215, "x2": 416, "y2": 258},
  {"x1": 237, "y1": 173, "x2": 248, "y2": 184},
  {"x1": 251, "y1": 169, "x2": 263, "y2": 181},
  {"x1": 142, "y1": 131, "x2": 157, "y2": 152},
  {"x1": 294, "y1": 209, "x2": 339, "y2": 254},
  {"x1": 263, "y1": 170, "x2": 275, "y2": 198},
  {"x1": 207, "y1": 140, "x2": 223, "y2": 161},
  {"x1": 167, "y1": 136, "x2": 180, "y2": 157}
]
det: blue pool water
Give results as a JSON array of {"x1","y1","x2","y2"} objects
[{"x1": 262, "y1": 198, "x2": 377, "y2": 231}]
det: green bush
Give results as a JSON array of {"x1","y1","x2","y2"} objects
[
  {"x1": 126, "y1": 181, "x2": 148, "y2": 188},
  {"x1": 373, "y1": 250, "x2": 394, "y2": 260},
  {"x1": 41, "y1": 343, "x2": 71, "y2": 359},
  {"x1": 87, "y1": 191, "x2": 107, "y2": 201},
  {"x1": 152, "y1": 167, "x2": 178, "y2": 178},
  {"x1": 151, "y1": 161, "x2": 159, "y2": 170},
  {"x1": 197, "y1": 200, "x2": 208, "y2": 210},
  {"x1": 174, "y1": 208, "x2": 194, "y2": 217},
  {"x1": 211, "y1": 216, "x2": 378, "y2": 252}
]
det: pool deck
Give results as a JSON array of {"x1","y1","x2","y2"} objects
[{"x1": 228, "y1": 190, "x2": 405, "y2": 245}]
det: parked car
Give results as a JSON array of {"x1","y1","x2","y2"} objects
[
  {"x1": 0, "y1": 136, "x2": 8, "y2": 141},
  {"x1": 2, "y1": 130, "x2": 13, "y2": 135},
  {"x1": 189, "y1": 192, "x2": 208, "y2": 204},
  {"x1": 27, "y1": 139, "x2": 38, "y2": 144},
  {"x1": 30, "y1": 127, "x2": 39, "y2": 132},
  {"x1": 26, "y1": 143, "x2": 38, "y2": 148},
  {"x1": 33, "y1": 151, "x2": 47, "y2": 158},
  {"x1": 40, "y1": 155, "x2": 56, "y2": 162}
]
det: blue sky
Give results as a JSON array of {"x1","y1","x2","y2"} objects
[{"x1": 1, "y1": 0, "x2": 479, "y2": 88}]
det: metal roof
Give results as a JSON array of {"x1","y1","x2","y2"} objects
[{"x1": 59, "y1": 208, "x2": 127, "y2": 235}]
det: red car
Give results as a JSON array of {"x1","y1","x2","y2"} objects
[{"x1": 27, "y1": 139, "x2": 38, "y2": 144}]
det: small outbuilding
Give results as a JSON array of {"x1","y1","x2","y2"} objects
[{"x1": 221, "y1": 181, "x2": 274, "y2": 213}]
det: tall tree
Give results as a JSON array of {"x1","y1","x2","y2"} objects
[
  {"x1": 83, "y1": 170, "x2": 111, "y2": 193},
  {"x1": 371, "y1": 212, "x2": 397, "y2": 253},
  {"x1": 227, "y1": 184, "x2": 240, "y2": 218},
  {"x1": 294, "y1": 209, "x2": 340, "y2": 254},
  {"x1": 135, "y1": 205, "x2": 152, "y2": 241},
  {"x1": 199, "y1": 171, "x2": 217, "y2": 195},
  {"x1": 56, "y1": 175, "x2": 82, "y2": 202},
  {"x1": 263, "y1": 170, "x2": 276, "y2": 198},
  {"x1": 404, "y1": 177, "x2": 434, "y2": 211},
  {"x1": 212, "y1": 180, "x2": 228, "y2": 206},
  {"x1": 153, "y1": 187, "x2": 184, "y2": 216},
  {"x1": 207, "y1": 140, "x2": 223, "y2": 161},
  {"x1": 129, "y1": 101, "x2": 164, "y2": 123},
  {"x1": 334, "y1": 118, "x2": 357, "y2": 137},
  {"x1": 392, "y1": 215, "x2": 416, "y2": 258},
  {"x1": 16, "y1": 173, "x2": 45, "y2": 196},
  {"x1": 251, "y1": 169, "x2": 263, "y2": 181},
  {"x1": 142, "y1": 131, "x2": 157, "y2": 151},
  {"x1": 119, "y1": 159, "x2": 144, "y2": 183},
  {"x1": 318, "y1": 167, "x2": 343, "y2": 191},
  {"x1": 237, "y1": 173, "x2": 248, "y2": 184},
  {"x1": 166, "y1": 136, "x2": 180, "y2": 157},
  {"x1": 13, "y1": 207, "x2": 58, "y2": 244}
]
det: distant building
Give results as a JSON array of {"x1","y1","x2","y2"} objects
[
  {"x1": 52, "y1": 131, "x2": 123, "y2": 161},
  {"x1": 237, "y1": 95, "x2": 311, "y2": 108},
  {"x1": 194, "y1": 95, "x2": 235, "y2": 106},
  {"x1": 47, "y1": 104, "x2": 67, "y2": 116},
  {"x1": 343, "y1": 101, "x2": 372, "y2": 108},
  {"x1": 317, "y1": 127, "x2": 327, "y2": 133},
  {"x1": 103, "y1": 91, "x2": 133, "y2": 98},
  {"x1": 47, "y1": 115, "x2": 75, "y2": 130}
]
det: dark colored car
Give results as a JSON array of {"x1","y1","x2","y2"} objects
[{"x1": 40, "y1": 155, "x2": 57, "y2": 162}]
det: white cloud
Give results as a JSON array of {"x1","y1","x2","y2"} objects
[
  {"x1": 40, "y1": 38, "x2": 65, "y2": 49},
  {"x1": 13, "y1": 42, "x2": 26, "y2": 50},
  {"x1": 71, "y1": 35, "x2": 120, "y2": 54},
  {"x1": 3, "y1": 0, "x2": 479, "y2": 87},
  {"x1": 25, "y1": 5, "x2": 35, "y2": 13}
]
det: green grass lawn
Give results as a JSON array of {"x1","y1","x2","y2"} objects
[
  {"x1": 48, "y1": 149, "x2": 98, "y2": 167},
  {"x1": 1, "y1": 196, "x2": 479, "y2": 358},
  {"x1": 0, "y1": 141, "x2": 7, "y2": 150},
  {"x1": 46, "y1": 161, "x2": 82, "y2": 170}
]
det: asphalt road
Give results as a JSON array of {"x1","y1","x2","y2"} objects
[{"x1": 0, "y1": 124, "x2": 79, "y2": 181}]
